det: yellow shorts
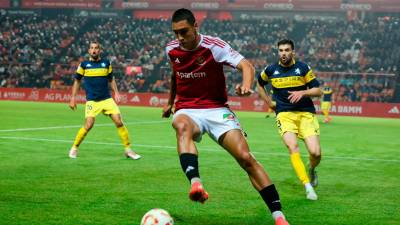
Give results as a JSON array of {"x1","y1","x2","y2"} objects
[
  {"x1": 276, "y1": 111, "x2": 320, "y2": 139},
  {"x1": 85, "y1": 98, "x2": 120, "y2": 118},
  {"x1": 321, "y1": 102, "x2": 331, "y2": 111}
]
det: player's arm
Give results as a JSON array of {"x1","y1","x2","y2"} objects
[
  {"x1": 235, "y1": 59, "x2": 254, "y2": 96},
  {"x1": 109, "y1": 78, "x2": 121, "y2": 103},
  {"x1": 288, "y1": 87, "x2": 322, "y2": 104},
  {"x1": 288, "y1": 68, "x2": 323, "y2": 103},
  {"x1": 256, "y1": 83, "x2": 276, "y2": 111},
  {"x1": 70, "y1": 63, "x2": 85, "y2": 110},
  {"x1": 256, "y1": 69, "x2": 276, "y2": 110},
  {"x1": 107, "y1": 63, "x2": 121, "y2": 103},
  {"x1": 69, "y1": 78, "x2": 81, "y2": 110},
  {"x1": 162, "y1": 67, "x2": 176, "y2": 118}
]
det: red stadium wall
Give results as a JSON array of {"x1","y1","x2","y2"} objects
[
  {"x1": 0, "y1": 0, "x2": 10, "y2": 8},
  {"x1": 0, "y1": 88, "x2": 399, "y2": 118}
]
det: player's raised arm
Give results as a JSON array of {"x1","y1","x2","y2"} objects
[
  {"x1": 235, "y1": 58, "x2": 254, "y2": 96},
  {"x1": 69, "y1": 78, "x2": 81, "y2": 110},
  {"x1": 162, "y1": 68, "x2": 177, "y2": 118}
]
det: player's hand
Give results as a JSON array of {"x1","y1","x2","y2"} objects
[
  {"x1": 268, "y1": 102, "x2": 276, "y2": 111},
  {"x1": 69, "y1": 98, "x2": 77, "y2": 110},
  {"x1": 114, "y1": 92, "x2": 121, "y2": 103},
  {"x1": 162, "y1": 104, "x2": 173, "y2": 118},
  {"x1": 288, "y1": 90, "x2": 305, "y2": 103},
  {"x1": 235, "y1": 84, "x2": 254, "y2": 97}
]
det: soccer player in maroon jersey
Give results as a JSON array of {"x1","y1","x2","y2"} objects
[{"x1": 162, "y1": 8, "x2": 289, "y2": 225}]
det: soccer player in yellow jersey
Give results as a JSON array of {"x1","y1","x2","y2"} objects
[
  {"x1": 321, "y1": 84, "x2": 333, "y2": 123},
  {"x1": 68, "y1": 41, "x2": 141, "y2": 160},
  {"x1": 257, "y1": 39, "x2": 322, "y2": 200}
]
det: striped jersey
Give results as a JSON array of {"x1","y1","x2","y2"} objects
[
  {"x1": 75, "y1": 58, "x2": 113, "y2": 101},
  {"x1": 258, "y1": 60, "x2": 320, "y2": 114},
  {"x1": 166, "y1": 34, "x2": 244, "y2": 111}
]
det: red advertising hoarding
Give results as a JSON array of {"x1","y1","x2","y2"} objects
[
  {"x1": 22, "y1": 0, "x2": 101, "y2": 9},
  {"x1": 113, "y1": 0, "x2": 400, "y2": 12},
  {"x1": 1, "y1": 88, "x2": 399, "y2": 118}
]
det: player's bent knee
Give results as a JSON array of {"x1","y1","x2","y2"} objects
[
  {"x1": 309, "y1": 146, "x2": 321, "y2": 159},
  {"x1": 84, "y1": 121, "x2": 94, "y2": 130},
  {"x1": 237, "y1": 152, "x2": 257, "y2": 170},
  {"x1": 173, "y1": 121, "x2": 192, "y2": 136},
  {"x1": 311, "y1": 151, "x2": 321, "y2": 159},
  {"x1": 114, "y1": 121, "x2": 124, "y2": 127},
  {"x1": 287, "y1": 144, "x2": 299, "y2": 153}
]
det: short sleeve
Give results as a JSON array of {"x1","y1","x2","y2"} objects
[
  {"x1": 211, "y1": 38, "x2": 244, "y2": 68},
  {"x1": 257, "y1": 66, "x2": 270, "y2": 86},
  {"x1": 303, "y1": 64, "x2": 319, "y2": 88}
]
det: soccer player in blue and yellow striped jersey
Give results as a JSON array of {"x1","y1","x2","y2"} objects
[
  {"x1": 321, "y1": 84, "x2": 333, "y2": 123},
  {"x1": 68, "y1": 41, "x2": 140, "y2": 160},
  {"x1": 257, "y1": 39, "x2": 322, "y2": 201}
]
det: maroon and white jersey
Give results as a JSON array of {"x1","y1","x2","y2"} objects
[{"x1": 166, "y1": 34, "x2": 244, "y2": 111}]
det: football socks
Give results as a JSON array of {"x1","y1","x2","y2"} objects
[
  {"x1": 290, "y1": 152, "x2": 310, "y2": 185},
  {"x1": 117, "y1": 126, "x2": 131, "y2": 149},
  {"x1": 179, "y1": 153, "x2": 200, "y2": 182},
  {"x1": 259, "y1": 184, "x2": 282, "y2": 213},
  {"x1": 72, "y1": 127, "x2": 88, "y2": 148}
]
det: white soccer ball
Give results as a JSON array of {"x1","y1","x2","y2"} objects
[{"x1": 140, "y1": 208, "x2": 174, "y2": 225}]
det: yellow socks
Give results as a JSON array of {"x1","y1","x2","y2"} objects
[
  {"x1": 72, "y1": 126, "x2": 131, "y2": 150},
  {"x1": 322, "y1": 109, "x2": 329, "y2": 118},
  {"x1": 72, "y1": 127, "x2": 88, "y2": 148},
  {"x1": 117, "y1": 126, "x2": 131, "y2": 149},
  {"x1": 290, "y1": 152, "x2": 310, "y2": 185}
]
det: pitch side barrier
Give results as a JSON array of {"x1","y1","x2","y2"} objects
[{"x1": 0, "y1": 88, "x2": 399, "y2": 118}]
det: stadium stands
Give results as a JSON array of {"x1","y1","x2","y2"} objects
[{"x1": 0, "y1": 14, "x2": 398, "y2": 102}]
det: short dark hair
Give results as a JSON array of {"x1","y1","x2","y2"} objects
[
  {"x1": 277, "y1": 39, "x2": 294, "y2": 50},
  {"x1": 89, "y1": 41, "x2": 102, "y2": 49},
  {"x1": 172, "y1": 8, "x2": 196, "y2": 25}
]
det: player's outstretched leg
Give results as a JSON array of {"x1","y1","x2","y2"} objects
[
  {"x1": 290, "y1": 152, "x2": 318, "y2": 200},
  {"x1": 69, "y1": 127, "x2": 89, "y2": 158},
  {"x1": 112, "y1": 114, "x2": 141, "y2": 160},
  {"x1": 220, "y1": 130, "x2": 289, "y2": 224},
  {"x1": 180, "y1": 153, "x2": 209, "y2": 203},
  {"x1": 304, "y1": 135, "x2": 321, "y2": 197},
  {"x1": 69, "y1": 117, "x2": 94, "y2": 159}
]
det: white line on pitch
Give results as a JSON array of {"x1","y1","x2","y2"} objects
[
  {"x1": 0, "y1": 136, "x2": 399, "y2": 163},
  {"x1": 0, "y1": 120, "x2": 170, "y2": 132}
]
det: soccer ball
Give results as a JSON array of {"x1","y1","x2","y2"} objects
[{"x1": 140, "y1": 208, "x2": 174, "y2": 225}]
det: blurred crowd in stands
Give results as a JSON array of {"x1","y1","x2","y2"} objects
[{"x1": 0, "y1": 13, "x2": 398, "y2": 102}]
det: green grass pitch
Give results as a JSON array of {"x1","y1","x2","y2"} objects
[{"x1": 0, "y1": 101, "x2": 399, "y2": 225}]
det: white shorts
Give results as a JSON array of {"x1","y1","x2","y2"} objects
[{"x1": 173, "y1": 107, "x2": 243, "y2": 143}]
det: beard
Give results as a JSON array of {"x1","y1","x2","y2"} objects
[
  {"x1": 91, "y1": 54, "x2": 99, "y2": 60},
  {"x1": 280, "y1": 56, "x2": 292, "y2": 66}
]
